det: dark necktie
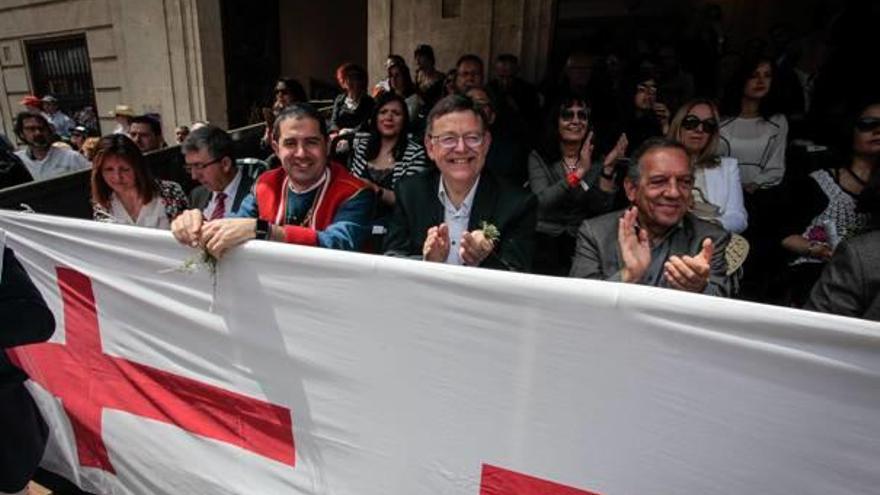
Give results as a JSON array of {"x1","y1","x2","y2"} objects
[{"x1": 210, "y1": 192, "x2": 227, "y2": 220}]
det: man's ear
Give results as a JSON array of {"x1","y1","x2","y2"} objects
[
  {"x1": 623, "y1": 177, "x2": 637, "y2": 203},
  {"x1": 221, "y1": 156, "x2": 234, "y2": 172},
  {"x1": 270, "y1": 136, "x2": 279, "y2": 156},
  {"x1": 481, "y1": 129, "x2": 492, "y2": 152},
  {"x1": 423, "y1": 133, "x2": 435, "y2": 161}
]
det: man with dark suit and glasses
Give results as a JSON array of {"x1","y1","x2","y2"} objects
[
  {"x1": 182, "y1": 124, "x2": 266, "y2": 221},
  {"x1": 384, "y1": 95, "x2": 536, "y2": 271}
]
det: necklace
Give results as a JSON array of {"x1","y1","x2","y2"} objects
[{"x1": 562, "y1": 155, "x2": 579, "y2": 172}]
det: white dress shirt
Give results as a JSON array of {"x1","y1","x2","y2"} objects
[
  {"x1": 438, "y1": 177, "x2": 480, "y2": 265},
  {"x1": 108, "y1": 194, "x2": 169, "y2": 229},
  {"x1": 203, "y1": 169, "x2": 243, "y2": 219}
]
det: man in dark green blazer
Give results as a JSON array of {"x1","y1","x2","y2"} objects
[{"x1": 384, "y1": 95, "x2": 536, "y2": 271}]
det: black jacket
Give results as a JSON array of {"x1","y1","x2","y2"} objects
[
  {"x1": 384, "y1": 169, "x2": 537, "y2": 272},
  {"x1": 0, "y1": 248, "x2": 55, "y2": 491}
]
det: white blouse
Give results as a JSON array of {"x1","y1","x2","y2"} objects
[
  {"x1": 692, "y1": 157, "x2": 748, "y2": 233},
  {"x1": 108, "y1": 195, "x2": 170, "y2": 229},
  {"x1": 719, "y1": 114, "x2": 788, "y2": 188}
]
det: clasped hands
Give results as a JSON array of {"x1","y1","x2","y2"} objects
[
  {"x1": 171, "y1": 209, "x2": 258, "y2": 258},
  {"x1": 617, "y1": 206, "x2": 713, "y2": 293},
  {"x1": 423, "y1": 223, "x2": 495, "y2": 266}
]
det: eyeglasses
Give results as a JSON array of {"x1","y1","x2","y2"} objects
[
  {"x1": 637, "y1": 84, "x2": 658, "y2": 95},
  {"x1": 430, "y1": 133, "x2": 484, "y2": 150},
  {"x1": 855, "y1": 117, "x2": 880, "y2": 133},
  {"x1": 184, "y1": 157, "x2": 223, "y2": 173},
  {"x1": 681, "y1": 115, "x2": 719, "y2": 134},
  {"x1": 560, "y1": 109, "x2": 588, "y2": 122}
]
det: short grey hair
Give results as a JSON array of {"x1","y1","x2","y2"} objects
[
  {"x1": 425, "y1": 94, "x2": 488, "y2": 136},
  {"x1": 181, "y1": 124, "x2": 233, "y2": 160},
  {"x1": 627, "y1": 137, "x2": 690, "y2": 182}
]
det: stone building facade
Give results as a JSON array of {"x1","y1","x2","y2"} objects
[{"x1": 0, "y1": 0, "x2": 226, "y2": 144}]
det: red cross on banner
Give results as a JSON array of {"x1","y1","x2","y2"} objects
[
  {"x1": 480, "y1": 464, "x2": 600, "y2": 495},
  {"x1": 8, "y1": 267, "x2": 295, "y2": 473}
]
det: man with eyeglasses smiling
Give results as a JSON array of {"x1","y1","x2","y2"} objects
[
  {"x1": 384, "y1": 95, "x2": 536, "y2": 271},
  {"x1": 570, "y1": 137, "x2": 731, "y2": 296},
  {"x1": 171, "y1": 104, "x2": 373, "y2": 257}
]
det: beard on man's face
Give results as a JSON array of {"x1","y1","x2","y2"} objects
[{"x1": 28, "y1": 135, "x2": 50, "y2": 149}]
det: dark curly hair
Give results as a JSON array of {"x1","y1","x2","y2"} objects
[
  {"x1": 720, "y1": 55, "x2": 783, "y2": 119},
  {"x1": 538, "y1": 95, "x2": 591, "y2": 164}
]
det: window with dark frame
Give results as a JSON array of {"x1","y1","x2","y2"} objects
[
  {"x1": 442, "y1": 0, "x2": 461, "y2": 19},
  {"x1": 25, "y1": 35, "x2": 97, "y2": 124}
]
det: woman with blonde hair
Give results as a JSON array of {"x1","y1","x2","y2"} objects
[{"x1": 667, "y1": 98, "x2": 748, "y2": 233}]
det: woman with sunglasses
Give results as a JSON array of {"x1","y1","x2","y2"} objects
[
  {"x1": 527, "y1": 96, "x2": 626, "y2": 275},
  {"x1": 272, "y1": 78, "x2": 307, "y2": 114},
  {"x1": 617, "y1": 72, "x2": 671, "y2": 154},
  {"x1": 667, "y1": 98, "x2": 747, "y2": 233},
  {"x1": 91, "y1": 134, "x2": 188, "y2": 228},
  {"x1": 780, "y1": 101, "x2": 880, "y2": 306},
  {"x1": 349, "y1": 92, "x2": 427, "y2": 240},
  {"x1": 806, "y1": 166, "x2": 880, "y2": 321},
  {"x1": 261, "y1": 78, "x2": 308, "y2": 154}
]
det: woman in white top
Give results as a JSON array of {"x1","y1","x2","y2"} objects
[
  {"x1": 90, "y1": 134, "x2": 188, "y2": 229},
  {"x1": 668, "y1": 98, "x2": 748, "y2": 233},
  {"x1": 719, "y1": 57, "x2": 788, "y2": 193},
  {"x1": 718, "y1": 57, "x2": 789, "y2": 301}
]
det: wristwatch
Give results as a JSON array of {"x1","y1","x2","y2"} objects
[
  {"x1": 255, "y1": 219, "x2": 271, "y2": 240},
  {"x1": 600, "y1": 167, "x2": 616, "y2": 180}
]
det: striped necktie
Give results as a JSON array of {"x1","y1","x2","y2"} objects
[{"x1": 210, "y1": 192, "x2": 227, "y2": 220}]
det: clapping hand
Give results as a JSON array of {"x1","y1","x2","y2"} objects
[
  {"x1": 577, "y1": 131, "x2": 595, "y2": 175},
  {"x1": 617, "y1": 206, "x2": 651, "y2": 283},
  {"x1": 664, "y1": 237, "x2": 713, "y2": 293},
  {"x1": 603, "y1": 133, "x2": 629, "y2": 168},
  {"x1": 423, "y1": 223, "x2": 450, "y2": 262},
  {"x1": 460, "y1": 229, "x2": 495, "y2": 266}
]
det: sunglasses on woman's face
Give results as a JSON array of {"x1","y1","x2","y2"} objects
[
  {"x1": 681, "y1": 115, "x2": 719, "y2": 134},
  {"x1": 560, "y1": 109, "x2": 588, "y2": 122},
  {"x1": 855, "y1": 117, "x2": 880, "y2": 133}
]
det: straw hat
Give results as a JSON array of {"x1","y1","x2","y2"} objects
[
  {"x1": 724, "y1": 233, "x2": 750, "y2": 276},
  {"x1": 110, "y1": 104, "x2": 135, "y2": 117}
]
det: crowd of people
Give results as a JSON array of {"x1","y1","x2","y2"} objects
[
  {"x1": 0, "y1": 30, "x2": 878, "y2": 324},
  {"x1": 2, "y1": 9, "x2": 880, "y2": 495}
]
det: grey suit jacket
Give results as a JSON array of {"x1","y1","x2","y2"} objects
[
  {"x1": 805, "y1": 230, "x2": 880, "y2": 321},
  {"x1": 189, "y1": 158, "x2": 267, "y2": 214},
  {"x1": 569, "y1": 209, "x2": 732, "y2": 297}
]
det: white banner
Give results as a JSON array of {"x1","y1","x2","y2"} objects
[{"x1": 2, "y1": 210, "x2": 880, "y2": 495}]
